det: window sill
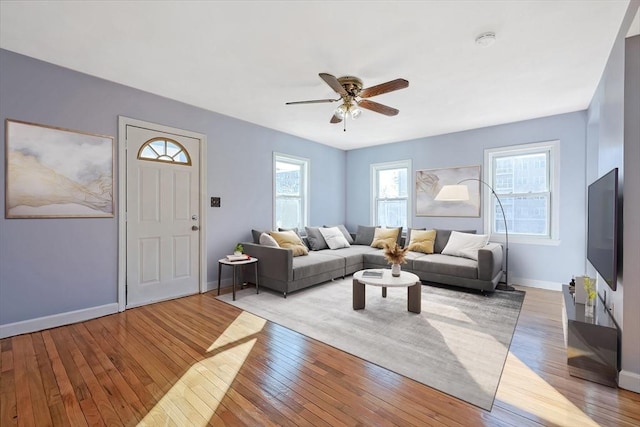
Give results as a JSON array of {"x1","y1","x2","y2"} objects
[{"x1": 490, "y1": 234, "x2": 561, "y2": 246}]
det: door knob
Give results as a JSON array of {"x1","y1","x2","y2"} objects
[{"x1": 192, "y1": 225, "x2": 200, "y2": 231}]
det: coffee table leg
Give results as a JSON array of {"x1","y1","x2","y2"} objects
[
  {"x1": 408, "y1": 282, "x2": 421, "y2": 313},
  {"x1": 353, "y1": 278, "x2": 365, "y2": 310}
]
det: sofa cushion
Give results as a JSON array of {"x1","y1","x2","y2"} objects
[
  {"x1": 434, "y1": 229, "x2": 476, "y2": 254},
  {"x1": 323, "y1": 224, "x2": 354, "y2": 244},
  {"x1": 270, "y1": 230, "x2": 309, "y2": 257},
  {"x1": 371, "y1": 227, "x2": 401, "y2": 249},
  {"x1": 325, "y1": 245, "x2": 379, "y2": 267},
  {"x1": 259, "y1": 233, "x2": 279, "y2": 247},
  {"x1": 292, "y1": 252, "x2": 344, "y2": 280},
  {"x1": 319, "y1": 226, "x2": 351, "y2": 249},
  {"x1": 353, "y1": 225, "x2": 379, "y2": 245},
  {"x1": 441, "y1": 231, "x2": 489, "y2": 261},
  {"x1": 407, "y1": 229, "x2": 437, "y2": 254},
  {"x1": 413, "y1": 254, "x2": 479, "y2": 279},
  {"x1": 305, "y1": 226, "x2": 329, "y2": 251}
]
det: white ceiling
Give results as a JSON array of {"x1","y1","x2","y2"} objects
[{"x1": 0, "y1": 1, "x2": 635, "y2": 150}]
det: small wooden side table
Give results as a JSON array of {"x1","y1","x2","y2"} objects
[{"x1": 217, "y1": 257, "x2": 259, "y2": 301}]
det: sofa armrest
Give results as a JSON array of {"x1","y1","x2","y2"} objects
[
  {"x1": 477, "y1": 243, "x2": 503, "y2": 281},
  {"x1": 242, "y1": 242, "x2": 293, "y2": 282}
]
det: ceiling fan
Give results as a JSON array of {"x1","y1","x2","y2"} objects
[{"x1": 286, "y1": 73, "x2": 409, "y2": 130}]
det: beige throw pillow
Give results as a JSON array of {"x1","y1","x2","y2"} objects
[
  {"x1": 270, "y1": 230, "x2": 309, "y2": 256},
  {"x1": 407, "y1": 229, "x2": 437, "y2": 254},
  {"x1": 370, "y1": 227, "x2": 400, "y2": 249}
]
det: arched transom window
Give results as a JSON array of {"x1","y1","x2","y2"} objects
[{"x1": 137, "y1": 137, "x2": 191, "y2": 165}]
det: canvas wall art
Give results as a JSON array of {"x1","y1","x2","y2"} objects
[
  {"x1": 416, "y1": 165, "x2": 481, "y2": 217},
  {"x1": 5, "y1": 119, "x2": 115, "y2": 218}
]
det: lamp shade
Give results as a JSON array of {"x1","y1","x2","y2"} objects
[{"x1": 434, "y1": 184, "x2": 470, "y2": 201}]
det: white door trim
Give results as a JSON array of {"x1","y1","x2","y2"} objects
[{"x1": 117, "y1": 116, "x2": 207, "y2": 312}]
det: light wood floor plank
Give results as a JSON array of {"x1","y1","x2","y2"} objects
[{"x1": 1, "y1": 284, "x2": 639, "y2": 426}]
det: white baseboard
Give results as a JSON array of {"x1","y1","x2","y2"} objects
[
  {"x1": 619, "y1": 370, "x2": 640, "y2": 393},
  {"x1": 205, "y1": 278, "x2": 235, "y2": 293},
  {"x1": 0, "y1": 303, "x2": 119, "y2": 339},
  {"x1": 511, "y1": 276, "x2": 562, "y2": 291}
]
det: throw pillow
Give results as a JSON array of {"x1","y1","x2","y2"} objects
[
  {"x1": 370, "y1": 227, "x2": 401, "y2": 249},
  {"x1": 252, "y1": 229, "x2": 270, "y2": 244},
  {"x1": 304, "y1": 226, "x2": 329, "y2": 251},
  {"x1": 441, "y1": 231, "x2": 489, "y2": 260},
  {"x1": 407, "y1": 229, "x2": 437, "y2": 254},
  {"x1": 354, "y1": 225, "x2": 380, "y2": 245},
  {"x1": 270, "y1": 230, "x2": 309, "y2": 257},
  {"x1": 405, "y1": 228, "x2": 426, "y2": 244},
  {"x1": 319, "y1": 227, "x2": 351, "y2": 249},
  {"x1": 434, "y1": 229, "x2": 476, "y2": 253},
  {"x1": 323, "y1": 224, "x2": 354, "y2": 244},
  {"x1": 259, "y1": 232, "x2": 279, "y2": 247}
]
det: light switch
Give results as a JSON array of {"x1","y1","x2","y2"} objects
[{"x1": 211, "y1": 197, "x2": 221, "y2": 207}]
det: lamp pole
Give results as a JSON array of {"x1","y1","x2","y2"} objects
[{"x1": 459, "y1": 178, "x2": 509, "y2": 288}]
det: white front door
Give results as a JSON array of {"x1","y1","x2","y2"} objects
[{"x1": 125, "y1": 125, "x2": 201, "y2": 307}]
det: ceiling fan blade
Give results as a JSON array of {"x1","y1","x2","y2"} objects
[
  {"x1": 286, "y1": 98, "x2": 339, "y2": 105},
  {"x1": 357, "y1": 99, "x2": 399, "y2": 116},
  {"x1": 359, "y1": 78, "x2": 409, "y2": 98},
  {"x1": 330, "y1": 114, "x2": 342, "y2": 124},
  {"x1": 319, "y1": 73, "x2": 347, "y2": 96}
]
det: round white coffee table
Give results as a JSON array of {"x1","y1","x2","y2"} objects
[{"x1": 353, "y1": 269, "x2": 421, "y2": 313}]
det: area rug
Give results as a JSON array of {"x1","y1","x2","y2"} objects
[{"x1": 217, "y1": 277, "x2": 525, "y2": 410}]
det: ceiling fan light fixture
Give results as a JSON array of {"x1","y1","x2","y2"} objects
[
  {"x1": 334, "y1": 104, "x2": 348, "y2": 119},
  {"x1": 350, "y1": 106, "x2": 362, "y2": 120}
]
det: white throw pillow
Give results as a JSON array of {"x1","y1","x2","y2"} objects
[
  {"x1": 259, "y1": 232, "x2": 279, "y2": 247},
  {"x1": 441, "y1": 231, "x2": 489, "y2": 260},
  {"x1": 319, "y1": 226, "x2": 351, "y2": 249}
]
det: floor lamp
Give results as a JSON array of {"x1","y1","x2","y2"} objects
[{"x1": 435, "y1": 178, "x2": 512, "y2": 290}]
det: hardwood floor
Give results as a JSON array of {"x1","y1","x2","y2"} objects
[{"x1": 1, "y1": 285, "x2": 639, "y2": 426}]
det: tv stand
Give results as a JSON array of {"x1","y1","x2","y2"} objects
[{"x1": 562, "y1": 285, "x2": 620, "y2": 387}]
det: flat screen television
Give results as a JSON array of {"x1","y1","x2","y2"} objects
[{"x1": 587, "y1": 168, "x2": 619, "y2": 291}]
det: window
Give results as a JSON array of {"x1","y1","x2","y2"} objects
[
  {"x1": 137, "y1": 137, "x2": 191, "y2": 165},
  {"x1": 485, "y1": 141, "x2": 559, "y2": 243},
  {"x1": 273, "y1": 153, "x2": 309, "y2": 229},
  {"x1": 371, "y1": 160, "x2": 411, "y2": 228}
]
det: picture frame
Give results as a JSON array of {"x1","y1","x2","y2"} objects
[
  {"x1": 415, "y1": 165, "x2": 481, "y2": 217},
  {"x1": 5, "y1": 119, "x2": 115, "y2": 218}
]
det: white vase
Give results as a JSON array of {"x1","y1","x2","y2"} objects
[{"x1": 391, "y1": 263, "x2": 401, "y2": 277}]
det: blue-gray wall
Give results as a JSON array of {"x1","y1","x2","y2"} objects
[
  {"x1": 0, "y1": 49, "x2": 346, "y2": 325},
  {"x1": 346, "y1": 112, "x2": 588, "y2": 287},
  {"x1": 586, "y1": 0, "x2": 639, "y2": 388}
]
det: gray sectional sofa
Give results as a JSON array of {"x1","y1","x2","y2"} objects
[{"x1": 243, "y1": 227, "x2": 504, "y2": 297}]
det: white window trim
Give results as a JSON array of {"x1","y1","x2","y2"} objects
[
  {"x1": 484, "y1": 140, "x2": 560, "y2": 246},
  {"x1": 273, "y1": 152, "x2": 310, "y2": 229},
  {"x1": 370, "y1": 159, "x2": 412, "y2": 228}
]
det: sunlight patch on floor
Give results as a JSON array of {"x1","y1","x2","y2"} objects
[
  {"x1": 138, "y1": 311, "x2": 266, "y2": 426},
  {"x1": 496, "y1": 352, "x2": 600, "y2": 427}
]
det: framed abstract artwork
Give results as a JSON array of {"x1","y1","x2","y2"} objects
[
  {"x1": 415, "y1": 165, "x2": 481, "y2": 217},
  {"x1": 5, "y1": 119, "x2": 115, "y2": 218}
]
